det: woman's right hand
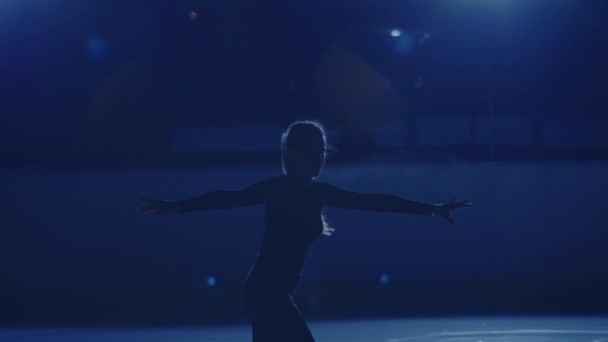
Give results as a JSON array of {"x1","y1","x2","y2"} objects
[{"x1": 139, "y1": 198, "x2": 180, "y2": 216}]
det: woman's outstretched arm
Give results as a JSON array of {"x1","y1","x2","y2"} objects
[
  {"x1": 319, "y1": 182, "x2": 436, "y2": 215},
  {"x1": 177, "y1": 180, "x2": 267, "y2": 213},
  {"x1": 319, "y1": 182, "x2": 471, "y2": 224},
  {"x1": 139, "y1": 178, "x2": 270, "y2": 215}
]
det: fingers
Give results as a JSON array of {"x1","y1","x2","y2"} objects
[
  {"x1": 438, "y1": 197, "x2": 471, "y2": 226},
  {"x1": 441, "y1": 215, "x2": 455, "y2": 225},
  {"x1": 447, "y1": 198, "x2": 472, "y2": 208},
  {"x1": 139, "y1": 205, "x2": 163, "y2": 216},
  {"x1": 322, "y1": 229, "x2": 335, "y2": 236},
  {"x1": 458, "y1": 198, "x2": 472, "y2": 207},
  {"x1": 322, "y1": 225, "x2": 336, "y2": 236},
  {"x1": 139, "y1": 198, "x2": 167, "y2": 215},
  {"x1": 139, "y1": 207, "x2": 156, "y2": 215}
]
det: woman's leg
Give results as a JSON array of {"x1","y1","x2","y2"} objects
[
  {"x1": 250, "y1": 296, "x2": 314, "y2": 342},
  {"x1": 281, "y1": 297, "x2": 315, "y2": 342}
]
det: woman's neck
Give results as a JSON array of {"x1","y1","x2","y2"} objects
[{"x1": 288, "y1": 173, "x2": 313, "y2": 186}]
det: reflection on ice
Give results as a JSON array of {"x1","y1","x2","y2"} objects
[{"x1": 389, "y1": 329, "x2": 608, "y2": 342}]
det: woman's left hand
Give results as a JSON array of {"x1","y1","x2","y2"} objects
[{"x1": 434, "y1": 198, "x2": 472, "y2": 225}]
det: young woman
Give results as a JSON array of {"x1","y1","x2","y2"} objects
[{"x1": 139, "y1": 120, "x2": 471, "y2": 341}]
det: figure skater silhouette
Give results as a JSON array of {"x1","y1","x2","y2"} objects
[{"x1": 139, "y1": 120, "x2": 471, "y2": 342}]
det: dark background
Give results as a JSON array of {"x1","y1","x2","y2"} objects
[{"x1": 1, "y1": 0, "x2": 607, "y2": 326}]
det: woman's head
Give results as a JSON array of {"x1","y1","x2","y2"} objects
[{"x1": 281, "y1": 120, "x2": 328, "y2": 179}]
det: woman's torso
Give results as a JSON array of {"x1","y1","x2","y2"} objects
[{"x1": 246, "y1": 176, "x2": 325, "y2": 293}]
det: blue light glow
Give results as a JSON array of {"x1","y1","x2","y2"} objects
[
  {"x1": 207, "y1": 276, "x2": 217, "y2": 287},
  {"x1": 86, "y1": 37, "x2": 108, "y2": 62},
  {"x1": 379, "y1": 273, "x2": 390, "y2": 285},
  {"x1": 390, "y1": 29, "x2": 402, "y2": 38}
]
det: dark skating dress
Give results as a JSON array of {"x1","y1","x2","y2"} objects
[{"x1": 179, "y1": 175, "x2": 435, "y2": 341}]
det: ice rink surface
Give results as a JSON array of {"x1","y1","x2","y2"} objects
[{"x1": 2, "y1": 317, "x2": 608, "y2": 341}]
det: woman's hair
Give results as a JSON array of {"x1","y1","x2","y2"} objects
[
  {"x1": 281, "y1": 120, "x2": 334, "y2": 236},
  {"x1": 281, "y1": 120, "x2": 328, "y2": 175}
]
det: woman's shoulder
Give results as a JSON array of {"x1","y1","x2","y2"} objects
[
  {"x1": 242, "y1": 175, "x2": 286, "y2": 200},
  {"x1": 312, "y1": 179, "x2": 333, "y2": 189},
  {"x1": 252, "y1": 175, "x2": 288, "y2": 190},
  {"x1": 266, "y1": 175, "x2": 289, "y2": 184}
]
